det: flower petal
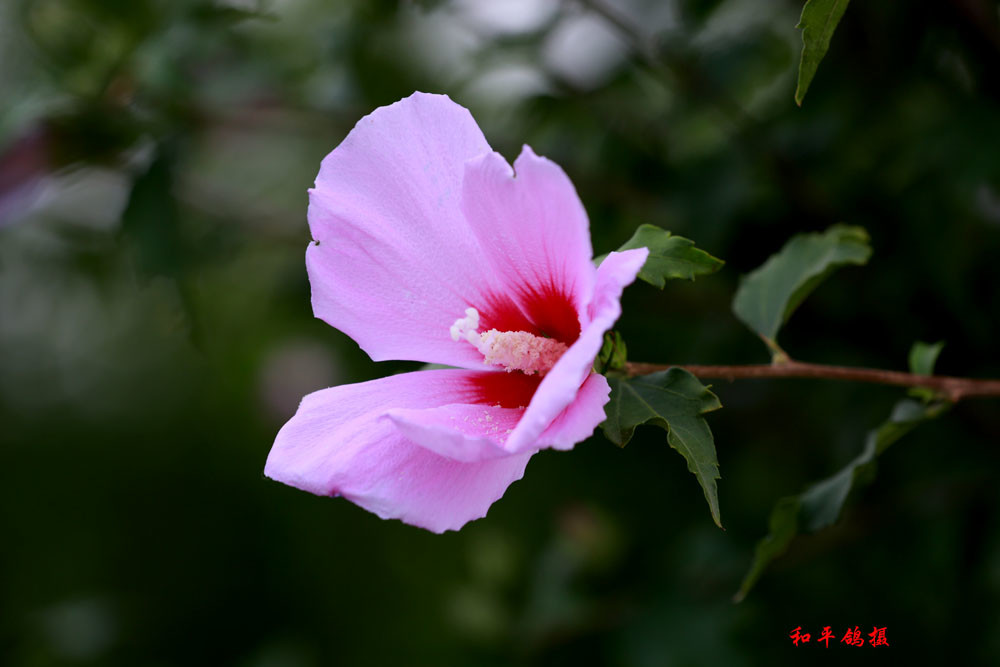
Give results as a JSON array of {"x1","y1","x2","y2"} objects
[
  {"x1": 385, "y1": 403, "x2": 521, "y2": 463},
  {"x1": 460, "y1": 146, "x2": 597, "y2": 344},
  {"x1": 536, "y1": 372, "x2": 612, "y2": 450},
  {"x1": 306, "y1": 92, "x2": 502, "y2": 368},
  {"x1": 504, "y1": 248, "x2": 649, "y2": 454},
  {"x1": 264, "y1": 369, "x2": 532, "y2": 533},
  {"x1": 387, "y1": 368, "x2": 610, "y2": 460}
]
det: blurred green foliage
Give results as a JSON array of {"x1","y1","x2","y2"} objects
[{"x1": 2, "y1": 0, "x2": 999, "y2": 665}]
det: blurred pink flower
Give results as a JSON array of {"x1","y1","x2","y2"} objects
[{"x1": 265, "y1": 92, "x2": 647, "y2": 532}]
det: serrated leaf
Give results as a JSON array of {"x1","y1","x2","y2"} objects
[
  {"x1": 598, "y1": 224, "x2": 724, "y2": 288},
  {"x1": 601, "y1": 369, "x2": 723, "y2": 527},
  {"x1": 735, "y1": 398, "x2": 948, "y2": 601},
  {"x1": 732, "y1": 225, "x2": 871, "y2": 358},
  {"x1": 795, "y1": 0, "x2": 852, "y2": 106}
]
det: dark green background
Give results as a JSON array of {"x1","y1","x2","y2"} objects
[{"x1": 2, "y1": 0, "x2": 998, "y2": 664}]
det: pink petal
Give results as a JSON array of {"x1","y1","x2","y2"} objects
[
  {"x1": 385, "y1": 403, "x2": 521, "y2": 462},
  {"x1": 264, "y1": 369, "x2": 532, "y2": 533},
  {"x1": 536, "y1": 372, "x2": 612, "y2": 450},
  {"x1": 306, "y1": 92, "x2": 501, "y2": 369},
  {"x1": 587, "y1": 248, "x2": 650, "y2": 322},
  {"x1": 505, "y1": 248, "x2": 649, "y2": 454},
  {"x1": 389, "y1": 371, "x2": 611, "y2": 461},
  {"x1": 460, "y1": 146, "x2": 597, "y2": 344}
]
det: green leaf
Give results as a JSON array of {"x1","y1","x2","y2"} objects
[
  {"x1": 416, "y1": 363, "x2": 456, "y2": 371},
  {"x1": 599, "y1": 224, "x2": 724, "y2": 288},
  {"x1": 734, "y1": 398, "x2": 948, "y2": 601},
  {"x1": 595, "y1": 331, "x2": 627, "y2": 374},
  {"x1": 909, "y1": 340, "x2": 945, "y2": 376},
  {"x1": 121, "y1": 151, "x2": 183, "y2": 280},
  {"x1": 601, "y1": 369, "x2": 723, "y2": 527},
  {"x1": 795, "y1": 0, "x2": 852, "y2": 106},
  {"x1": 732, "y1": 225, "x2": 871, "y2": 359},
  {"x1": 907, "y1": 340, "x2": 945, "y2": 400},
  {"x1": 732, "y1": 497, "x2": 800, "y2": 603},
  {"x1": 122, "y1": 149, "x2": 208, "y2": 345}
]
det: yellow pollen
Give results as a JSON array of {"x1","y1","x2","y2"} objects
[{"x1": 450, "y1": 307, "x2": 567, "y2": 374}]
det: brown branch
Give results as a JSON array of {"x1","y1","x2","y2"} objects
[{"x1": 625, "y1": 360, "x2": 1000, "y2": 402}]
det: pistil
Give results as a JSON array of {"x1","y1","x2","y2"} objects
[{"x1": 451, "y1": 307, "x2": 567, "y2": 374}]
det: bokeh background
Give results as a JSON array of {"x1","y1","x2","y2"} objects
[{"x1": 2, "y1": 0, "x2": 999, "y2": 664}]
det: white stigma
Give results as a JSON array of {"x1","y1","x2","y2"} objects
[
  {"x1": 450, "y1": 307, "x2": 568, "y2": 375},
  {"x1": 449, "y1": 307, "x2": 481, "y2": 344}
]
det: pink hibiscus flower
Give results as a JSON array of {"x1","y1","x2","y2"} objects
[{"x1": 265, "y1": 92, "x2": 648, "y2": 532}]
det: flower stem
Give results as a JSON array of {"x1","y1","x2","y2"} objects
[{"x1": 625, "y1": 360, "x2": 1000, "y2": 402}]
